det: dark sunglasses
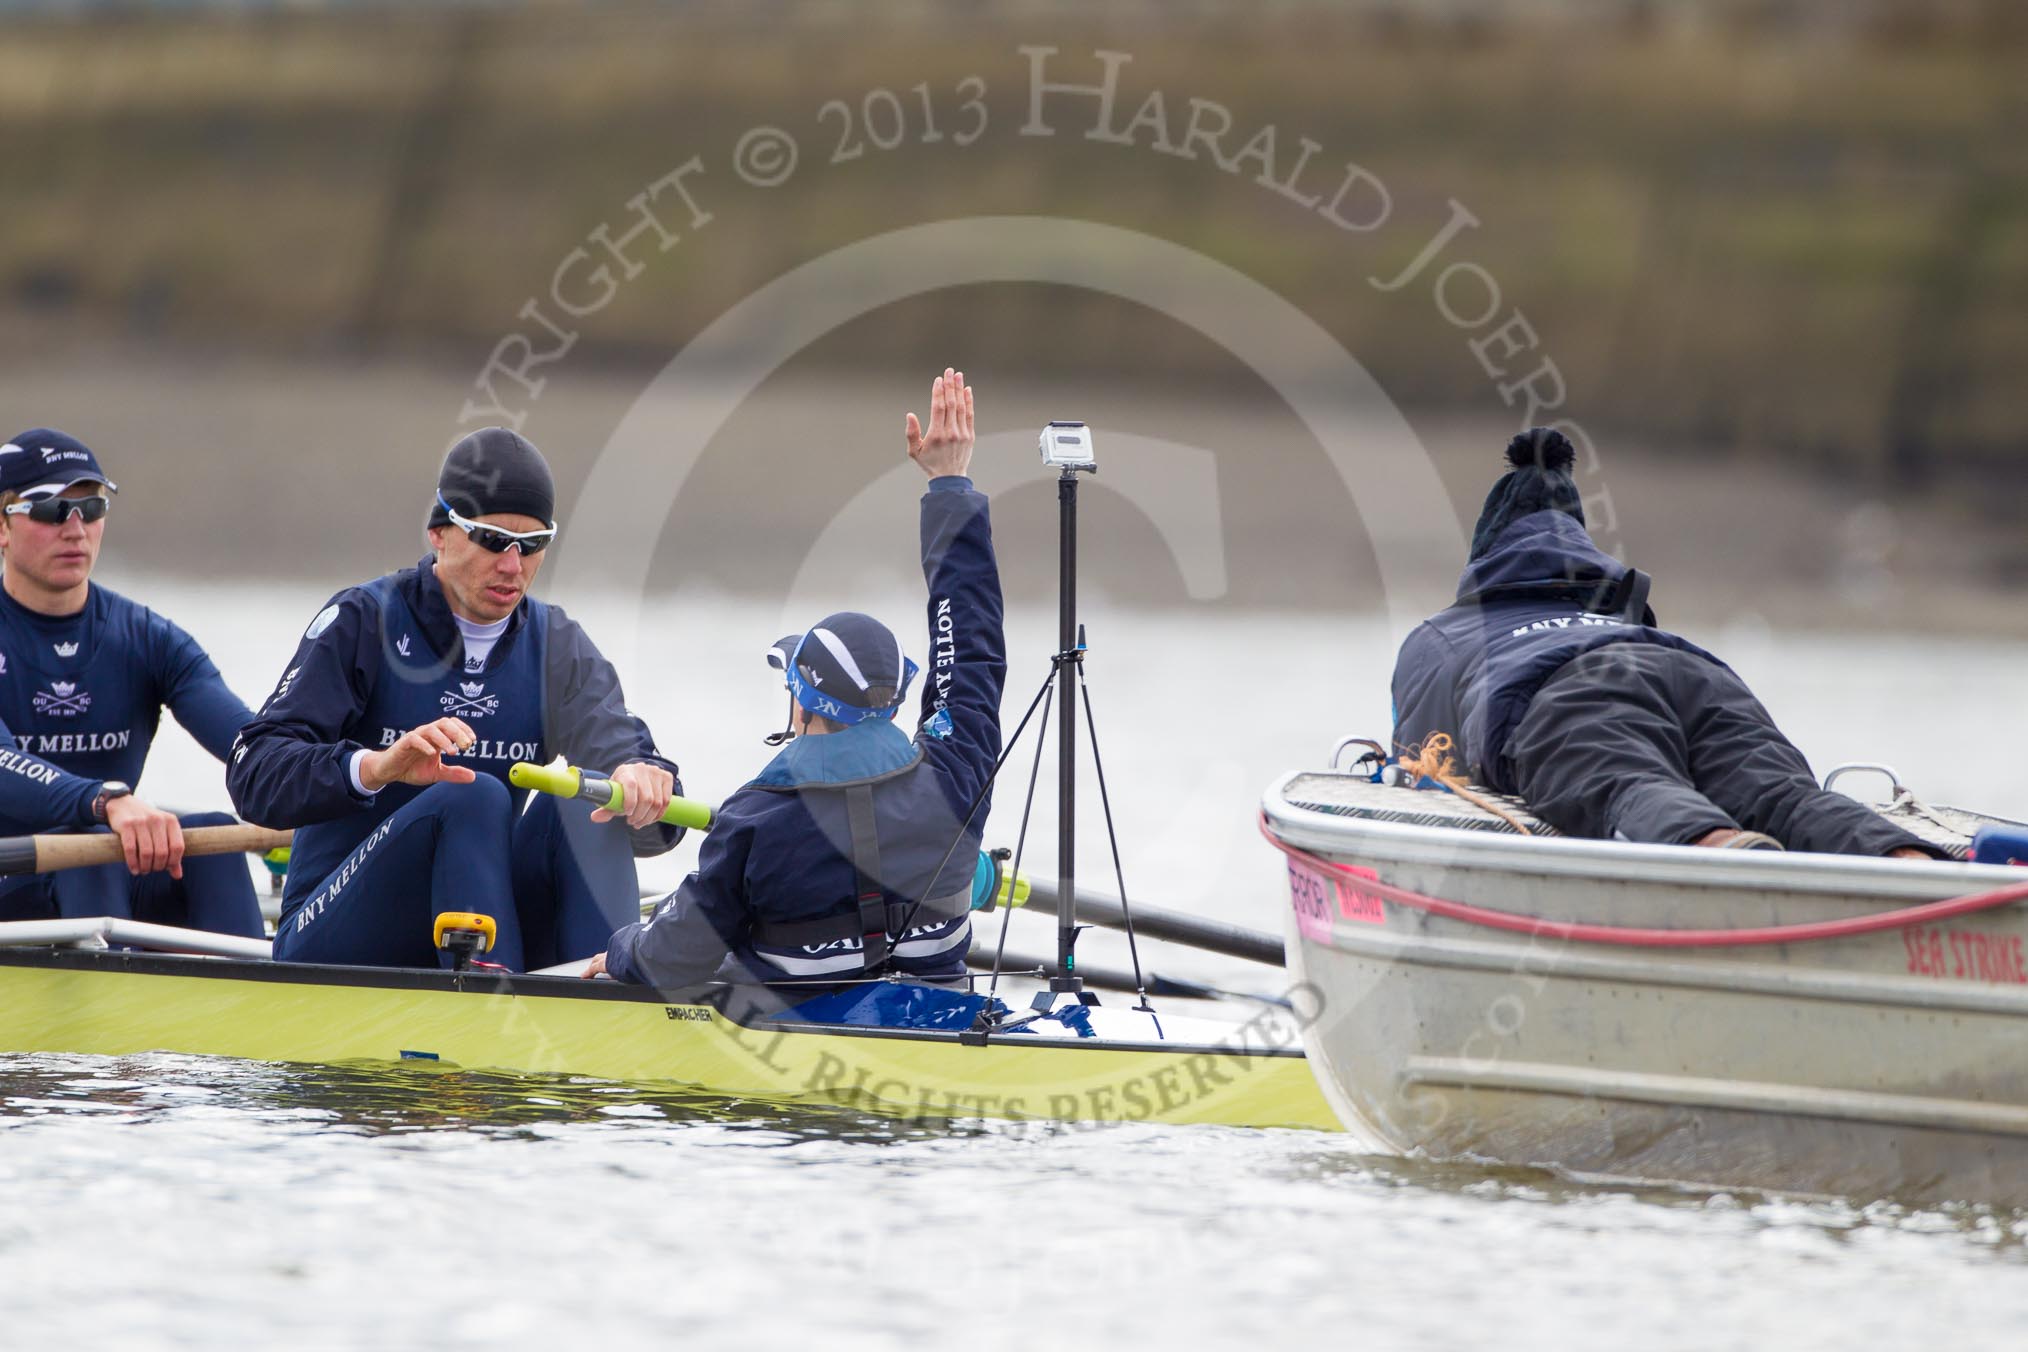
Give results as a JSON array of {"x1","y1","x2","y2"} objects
[
  {"x1": 437, "y1": 495, "x2": 556, "y2": 555},
  {"x1": 4, "y1": 494, "x2": 111, "y2": 526}
]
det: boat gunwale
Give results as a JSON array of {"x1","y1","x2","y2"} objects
[
  {"x1": 1265, "y1": 770, "x2": 2025, "y2": 902},
  {"x1": 0, "y1": 946, "x2": 1307, "y2": 1060}
]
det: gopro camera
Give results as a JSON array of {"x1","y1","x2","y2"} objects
[{"x1": 1038, "y1": 421, "x2": 1096, "y2": 470}]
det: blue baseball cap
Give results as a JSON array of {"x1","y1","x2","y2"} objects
[
  {"x1": 766, "y1": 612, "x2": 918, "y2": 726},
  {"x1": 0, "y1": 428, "x2": 119, "y2": 498}
]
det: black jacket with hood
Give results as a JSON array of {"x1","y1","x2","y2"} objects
[{"x1": 1390, "y1": 509, "x2": 1722, "y2": 791}]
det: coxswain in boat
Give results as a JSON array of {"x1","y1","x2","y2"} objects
[
  {"x1": 228, "y1": 428, "x2": 684, "y2": 970},
  {"x1": 588, "y1": 367, "x2": 1003, "y2": 989},
  {"x1": 1390, "y1": 428, "x2": 1943, "y2": 858},
  {"x1": 0, "y1": 429, "x2": 263, "y2": 935}
]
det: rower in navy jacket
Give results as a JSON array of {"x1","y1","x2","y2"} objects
[
  {"x1": 592, "y1": 367, "x2": 1004, "y2": 990},
  {"x1": 0, "y1": 429, "x2": 262, "y2": 935},
  {"x1": 228, "y1": 428, "x2": 683, "y2": 971}
]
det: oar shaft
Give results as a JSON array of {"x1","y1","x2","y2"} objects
[
  {"x1": 0, "y1": 824, "x2": 294, "y2": 878},
  {"x1": 1022, "y1": 878, "x2": 1286, "y2": 968}
]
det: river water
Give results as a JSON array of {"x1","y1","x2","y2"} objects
[{"x1": 5, "y1": 580, "x2": 2027, "y2": 1348}]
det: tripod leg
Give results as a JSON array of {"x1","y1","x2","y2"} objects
[
  {"x1": 986, "y1": 678, "x2": 1057, "y2": 1004},
  {"x1": 1077, "y1": 658, "x2": 1158, "y2": 1021}
]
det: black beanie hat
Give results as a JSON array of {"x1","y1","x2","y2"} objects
[
  {"x1": 1467, "y1": 427, "x2": 1584, "y2": 560},
  {"x1": 429, "y1": 427, "x2": 556, "y2": 528}
]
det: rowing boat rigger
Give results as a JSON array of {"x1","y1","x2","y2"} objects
[
  {"x1": 0, "y1": 927, "x2": 1336, "y2": 1131},
  {"x1": 1266, "y1": 761, "x2": 2028, "y2": 1205}
]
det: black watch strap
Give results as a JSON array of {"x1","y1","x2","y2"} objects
[{"x1": 92, "y1": 781, "x2": 133, "y2": 824}]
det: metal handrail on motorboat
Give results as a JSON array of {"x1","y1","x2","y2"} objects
[{"x1": 1261, "y1": 812, "x2": 2028, "y2": 949}]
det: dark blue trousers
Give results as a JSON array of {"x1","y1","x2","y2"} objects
[
  {"x1": 272, "y1": 776, "x2": 639, "y2": 972},
  {"x1": 1508, "y1": 644, "x2": 1939, "y2": 856},
  {"x1": 0, "y1": 810, "x2": 265, "y2": 938}
]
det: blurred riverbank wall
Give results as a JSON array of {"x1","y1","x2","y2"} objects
[{"x1": 0, "y1": 0, "x2": 2022, "y2": 494}]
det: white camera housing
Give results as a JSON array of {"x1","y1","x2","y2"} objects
[{"x1": 1039, "y1": 421, "x2": 1096, "y2": 469}]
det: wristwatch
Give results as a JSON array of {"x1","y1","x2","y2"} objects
[{"x1": 91, "y1": 781, "x2": 133, "y2": 823}]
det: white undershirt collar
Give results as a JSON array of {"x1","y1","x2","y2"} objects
[{"x1": 455, "y1": 612, "x2": 510, "y2": 671}]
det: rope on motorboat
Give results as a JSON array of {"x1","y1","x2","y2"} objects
[
  {"x1": 1258, "y1": 813, "x2": 2028, "y2": 949},
  {"x1": 1394, "y1": 733, "x2": 1535, "y2": 836}
]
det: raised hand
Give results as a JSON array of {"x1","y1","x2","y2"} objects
[
  {"x1": 358, "y1": 717, "x2": 480, "y2": 793},
  {"x1": 905, "y1": 367, "x2": 976, "y2": 479}
]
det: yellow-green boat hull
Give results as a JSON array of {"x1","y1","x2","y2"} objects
[{"x1": 0, "y1": 951, "x2": 1338, "y2": 1131}]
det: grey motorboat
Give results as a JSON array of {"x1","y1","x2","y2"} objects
[{"x1": 1263, "y1": 763, "x2": 2028, "y2": 1207}]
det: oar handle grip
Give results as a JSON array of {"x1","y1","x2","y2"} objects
[
  {"x1": 508, "y1": 762, "x2": 714, "y2": 832},
  {"x1": 0, "y1": 824, "x2": 295, "y2": 878}
]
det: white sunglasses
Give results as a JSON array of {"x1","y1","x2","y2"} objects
[{"x1": 437, "y1": 495, "x2": 557, "y2": 555}]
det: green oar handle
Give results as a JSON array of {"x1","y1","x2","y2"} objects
[{"x1": 508, "y1": 762, "x2": 714, "y2": 832}]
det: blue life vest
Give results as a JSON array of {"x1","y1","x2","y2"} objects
[{"x1": 739, "y1": 719, "x2": 974, "y2": 977}]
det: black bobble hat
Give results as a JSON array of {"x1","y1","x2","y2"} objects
[
  {"x1": 429, "y1": 427, "x2": 556, "y2": 528},
  {"x1": 1467, "y1": 427, "x2": 1583, "y2": 560}
]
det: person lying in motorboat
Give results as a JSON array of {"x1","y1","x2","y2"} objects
[
  {"x1": 588, "y1": 367, "x2": 1004, "y2": 989},
  {"x1": 1390, "y1": 428, "x2": 1941, "y2": 859},
  {"x1": 0, "y1": 429, "x2": 263, "y2": 935},
  {"x1": 228, "y1": 428, "x2": 685, "y2": 971}
]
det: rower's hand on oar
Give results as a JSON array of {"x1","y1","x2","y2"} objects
[
  {"x1": 581, "y1": 953, "x2": 608, "y2": 979},
  {"x1": 905, "y1": 367, "x2": 975, "y2": 479},
  {"x1": 103, "y1": 795, "x2": 186, "y2": 879},
  {"x1": 357, "y1": 718, "x2": 480, "y2": 792},
  {"x1": 590, "y1": 761, "x2": 675, "y2": 830}
]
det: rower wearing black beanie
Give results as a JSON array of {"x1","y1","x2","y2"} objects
[
  {"x1": 230, "y1": 427, "x2": 690, "y2": 971},
  {"x1": 1389, "y1": 427, "x2": 1940, "y2": 859},
  {"x1": 428, "y1": 427, "x2": 557, "y2": 531}
]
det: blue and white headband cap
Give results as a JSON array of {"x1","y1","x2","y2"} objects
[{"x1": 766, "y1": 611, "x2": 918, "y2": 726}]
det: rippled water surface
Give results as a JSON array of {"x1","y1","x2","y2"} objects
[
  {"x1": 5, "y1": 1051, "x2": 2026, "y2": 1350},
  {"x1": 7, "y1": 589, "x2": 2027, "y2": 1347}
]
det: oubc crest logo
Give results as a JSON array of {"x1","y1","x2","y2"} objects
[
  {"x1": 440, "y1": 680, "x2": 500, "y2": 718},
  {"x1": 52, "y1": 640, "x2": 79, "y2": 658},
  {"x1": 33, "y1": 679, "x2": 90, "y2": 716}
]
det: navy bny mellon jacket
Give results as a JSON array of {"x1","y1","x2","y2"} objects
[{"x1": 606, "y1": 477, "x2": 1005, "y2": 990}]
